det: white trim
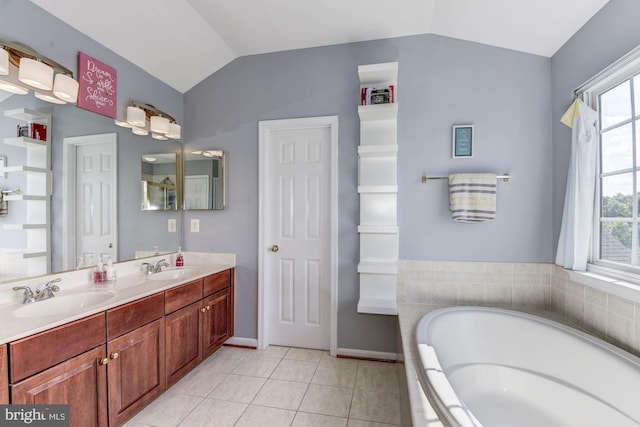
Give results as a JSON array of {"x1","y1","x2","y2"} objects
[
  {"x1": 225, "y1": 336, "x2": 258, "y2": 348},
  {"x1": 258, "y1": 115, "x2": 339, "y2": 356},
  {"x1": 336, "y1": 347, "x2": 398, "y2": 361},
  {"x1": 62, "y1": 133, "x2": 118, "y2": 270}
]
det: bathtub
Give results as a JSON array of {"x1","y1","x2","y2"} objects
[{"x1": 414, "y1": 306, "x2": 640, "y2": 427}]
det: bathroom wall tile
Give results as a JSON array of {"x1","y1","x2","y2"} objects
[
  {"x1": 429, "y1": 282, "x2": 457, "y2": 305},
  {"x1": 566, "y1": 294, "x2": 585, "y2": 326},
  {"x1": 234, "y1": 405, "x2": 296, "y2": 427},
  {"x1": 456, "y1": 282, "x2": 485, "y2": 306},
  {"x1": 512, "y1": 285, "x2": 547, "y2": 307},
  {"x1": 566, "y1": 280, "x2": 585, "y2": 297},
  {"x1": 514, "y1": 263, "x2": 540, "y2": 273},
  {"x1": 551, "y1": 274, "x2": 566, "y2": 290},
  {"x1": 608, "y1": 295, "x2": 635, "y2": 319},
  {"x1": 292, "y1": 412, "x2": 348, "y2": 427},
  {"x1": 584, "y1": 287, "x2": 607, "y2": 307},
  {"x1": 583, "y1": 302, "x2": 607, "y2": 339},
  {"x1": 252, "y1": 379, "x2": 308, "y2": 410},
  {"x1": 298, "y1": 384, "x2": 353, "y2": 417},
  {"x1": 607, "y1": 312, "x2": 635, "y2": 350},
  {"x1": 484, "y1": 284, "x2": 512, "y2": 306},
  {"x1": 177, "y1": 399, "x2": 247, "y2": 427}
]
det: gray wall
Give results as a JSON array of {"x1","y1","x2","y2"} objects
[
  {"x1": 551, "y1": 0, "x2": 640, "y2": 256},
  {"x1": 183, "y1": 34, "x2": 553, "y2": 351},
  {"x1": 0, "y1": 0, "x2": 184, "y2": 271}
]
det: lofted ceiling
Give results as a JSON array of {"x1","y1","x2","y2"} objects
[{"x1": 29, "y1": 0, "x2": 609, "y2": 94}]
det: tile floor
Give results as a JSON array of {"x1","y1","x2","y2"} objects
[{"x1": 124, "y1": 345, "x2": 405, "y2": 427}]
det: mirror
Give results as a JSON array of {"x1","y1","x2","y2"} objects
[
  {"x1": 0, "y1": 93, "x2": 183, "y2": 283},
  {"x1": 141, "y1": 153, "x2": 181, "y2": 211},
  {"x1": 184, "y1": 150, "x2": 225, "y2": 210}
]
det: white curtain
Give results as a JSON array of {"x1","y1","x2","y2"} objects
[{"x1": 556, "y1": 99, "x2": 599, "y2": 271}]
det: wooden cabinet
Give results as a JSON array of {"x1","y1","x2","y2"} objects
[
  {"x1": 165, "y1": 279, "x2": 204, "y2": 386},
  {"x1": 0, "y1": 345, "x2": 8, "y2": 404},
  {"x1": 8, "y1": 314, "x2": 107, "y2": 427},
  {"x1": 12, "y1": 346, "x2": 108, "y2": 427},
  {"x1": 106, "y1": 295, "x2": 166, "y2": 426},
  {"x1": 202, "y1": 269, "x2": 234, "y2": 357}
]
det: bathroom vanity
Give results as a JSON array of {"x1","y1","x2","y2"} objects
[{"x1": 0, "y1": 253, "x2": 234, "y2": 426}]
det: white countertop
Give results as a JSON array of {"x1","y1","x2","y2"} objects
[{"x1": 0, "y1": 252, "x2": 235, "y2": 345}]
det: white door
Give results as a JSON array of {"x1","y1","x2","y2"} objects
[
  {"x1": 63, "y1": 134, "x2": 117, "y2": 270},
  {"x1": 259, "y1": 117, "x2": 338, "y2": 352},
  {"x1": 184, "y1": 175, "x2": 209, "y2": 209}
]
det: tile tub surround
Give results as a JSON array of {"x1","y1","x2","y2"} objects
[
  {"x1": 124, "y1": 345, "x2": 409, "y2": 427},
  {"x1": 397, "y1": 260, "x2": 640, "y2": 426}
]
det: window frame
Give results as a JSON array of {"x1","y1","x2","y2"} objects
[{"x1": 582, "y1": 46, "x2": 640, "y2": 279}]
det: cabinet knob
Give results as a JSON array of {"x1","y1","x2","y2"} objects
[
  {"x1": 270, "y1": 244, "x2": 279, "y2": 253},
  {"x1": 100, "y1": 358, "x2": 109, "y2": 365},
  {"x1": 201, "y1": 307, "x2": 206, "y2": 313},
  {"x1": 110, "y1": 352, "x2": 119, "y2": 360},
  {"x1": 206, "y1": 305, "x2": 211, "y2": 311}
]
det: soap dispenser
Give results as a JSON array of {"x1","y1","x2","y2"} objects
[{"x1": 176, "y1": 247, "x2": 184, "y2": 267}]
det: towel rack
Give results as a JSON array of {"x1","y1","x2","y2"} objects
[{"x1": 421, "y1": 174, "x2": 510, "y2": 184}]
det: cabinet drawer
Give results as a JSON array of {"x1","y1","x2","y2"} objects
[
  {"x1": 165, "y1": 279, "x2": 203, "y2": 314},
  {"x1": 9, "y1": 313, "x2": 106, "y2": 382},
  {"x1": 107, "y1": 293, "x2": 164, "y2": 340},
  {"x1": 204, "y1": 269, "x2": 231, "y2": 296}
]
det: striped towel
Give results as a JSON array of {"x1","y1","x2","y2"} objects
[{"x1": 449, "y1": 173, "x2": 497, "y2": 223}]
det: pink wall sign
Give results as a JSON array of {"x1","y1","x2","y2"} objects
[{"x1": 77, "y1": 52, "x2": 117, "y2": 118}]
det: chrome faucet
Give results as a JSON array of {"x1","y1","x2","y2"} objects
[
  {"x1": 13, "y1": 278, "x2": 61, "y2": 304},
  {"x1": 142, "y1": 259, "x2": 170, "y2": 275}
]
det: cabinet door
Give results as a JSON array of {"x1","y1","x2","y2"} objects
[
  {"x1": 107, "y1": 318, "x2": 165, "y2": 426},
  {"x1": 11, "y1": 346, "x2": 108, "y2": 427},
  {"x1": 0, "y1": 344, "x2": 7, "y2": 404},
  {"x1": 165, "y1": 301, "x2": 203, "y2": 386},
  {"x1": 203, "y1": 288, "x2": 231, "y2": 357}
]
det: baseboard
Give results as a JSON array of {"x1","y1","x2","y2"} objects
[
  {"x1": 336, "y1": 347, "x2": 398, "y2": 362},
  {"x1": 225, "y1": 336, "x2": 258, "y2": 348}
]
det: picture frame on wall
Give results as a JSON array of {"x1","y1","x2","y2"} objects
[{"x1": 452, "y1": 125, "x2": 474, "y2": 158}]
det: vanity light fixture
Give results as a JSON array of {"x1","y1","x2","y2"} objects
[
  {"x1": 0, "y1": 39, "x2": 79, "y2": 103},
  {"x1": 115, "y1": 102, "x2": 181, "y2": 140}
]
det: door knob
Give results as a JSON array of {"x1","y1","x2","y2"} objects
[
  {"x1": 100, "y1": 358, "x2": 109, "y2": 365},
  {"x1": 110, "y1": 352, "x2": 119, "y2": 359},
  {"x1": 270, "y1": 245, "x2": 279, "y2": 253},
  {"x1": 108, "y1": 243, "x2": 113, "y2": 249}
]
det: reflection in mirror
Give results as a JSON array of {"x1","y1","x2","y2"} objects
[
  {"x1": 184, "y1": 150, "x2": 225, "y2": 210},
  {"x1": 141, "y1": 153, "x2": 180, "y2": 211}
]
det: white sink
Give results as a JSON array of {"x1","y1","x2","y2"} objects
[
  {"x1": 12, "y1": 291, "x2": 115, "y2": 318},
  {"x1": 147, "y1": 268, "x2": 195, "y2": 281}
]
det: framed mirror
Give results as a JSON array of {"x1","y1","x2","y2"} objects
[
  {"x1": 183, "y1": 150, "x2": 225, "y2": 210},
  {"x1": 141, "y1": 153, "x2": 180, "y2": 211}
]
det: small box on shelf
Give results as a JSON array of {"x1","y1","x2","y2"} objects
[{"x1": 360, "y1": 83, "x2": 395, "y2": 106}]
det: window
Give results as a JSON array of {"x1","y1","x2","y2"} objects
[{"x1": 584, "y1": 48, "x2": 640, "y2": 274}]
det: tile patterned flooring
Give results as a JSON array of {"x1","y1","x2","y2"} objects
[{"x1": 124, "y1": 346, "x2": 404, "y2": 427}]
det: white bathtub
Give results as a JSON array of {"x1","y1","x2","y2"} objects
[{"x1": 415, "y1": 306, "x2": 640, "y2": 427}]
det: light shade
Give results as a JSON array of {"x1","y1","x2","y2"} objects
[
  {"x1": 150, "y1": 115, "x2": 170, "y2": 134},
  {"x1": 166, "y1": 123, "x2": 181, "y2": 139},
  {"x1": 34, "y1": 91, "x2": 66, "y2": 105},
  {"x1": 126, "y1": 106, "x2": 146, "y2": 127},
  {"x1": 18, "y1": 57, "x2": 54, "y2": 90},
  {"x1": 151, "y1": 132, "x2": 168, "y2": 141},
  {"x1": 0, "y1": 63, "x2": 28, "y2": 95},
  {"x1": 132, "y1": 126, "x2": 149, "y2": 136},
  {"x1": 52, "y1": 74, "x2": 79, "y2": 103},
  {"x1": 0, "y1": 49, "x2": 8, "y2": 75}
]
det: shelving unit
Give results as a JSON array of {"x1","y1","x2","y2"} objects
[
  {"x1": 357, "y1": 62, "x2": 399, "y2": 315},
  {"x1": 1, "y1": 108, "x2": 51, "y2": 276}
]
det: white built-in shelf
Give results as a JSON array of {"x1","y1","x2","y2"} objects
[
  {"x1": 357, "y1": 298, "x2": 398, "y2": 316},
  {"x1": 3, "y1": 165, "x2": 48, "y2": 174},
  {"x1": 358, "y1": 262, "x2": 398, "y2": 275},
  {"x1": 358, "y1": 185, "x2": 398, "y2": 194},
  {"x1": 358, "y1": 225, "x2": 399, "y2": 234},
  {"x1": 357, "y1": 145, "x2": 398, "y2": 157},
  {"x1": 358, "y1": 62, "x2": 398, "y2": 85},
  {"x1": 3, "y1": 136, "x2": 48, "y2": 149},
  {"x1": 358, "y1": 104, "x2": 398, "y2": 121},
  {"x1": 3, "y1": 224, "x2": 47, "y2": 230},
  {"x1": 4, "y1": 108, "x2": 48, "y2": 123},
  {"x1": 4, "y1": 194, "x2": 48, "y2": 201}
]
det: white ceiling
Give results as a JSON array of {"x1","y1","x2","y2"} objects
[{"x1": 29, "y1": 0, "x2": 609, "y2": 93}]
